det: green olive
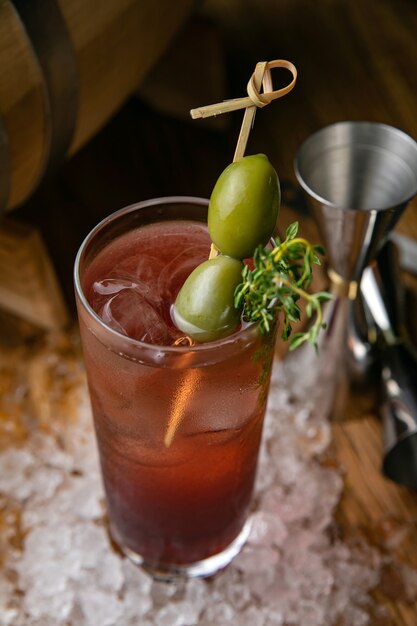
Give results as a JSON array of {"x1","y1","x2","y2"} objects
[
  {"x1": 173, "y1": 256, "x2": 244, "y2": 342},
  {"x1": 208, "y1": 153, "x2": 280, "y2": 259}
]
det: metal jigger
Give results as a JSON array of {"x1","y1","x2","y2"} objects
[
  {"x1": 292, "y1": 121, "x2": 417, "y2": 421},
  {"x1": 361, "y1": 241, "x2": 417, "y2": 488}
]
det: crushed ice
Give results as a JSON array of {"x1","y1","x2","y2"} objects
[{"x1": 0, "y1": 334, "x2": 416, "y2": 626}]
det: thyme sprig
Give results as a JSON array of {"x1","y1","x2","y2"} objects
[{"x1": 234, "y1": 222, "x2": 332, "y2": 351}]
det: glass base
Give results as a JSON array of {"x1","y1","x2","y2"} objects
[{"x1": 116, "y1": 517, "x2": 252, "y2": 582}]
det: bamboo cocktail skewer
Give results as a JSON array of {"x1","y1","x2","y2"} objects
[
  {"x1": 164, "y1": 59, "x2": 297, "y2": 448},
  {"x1": 207, "y1": 60, "x2": 296, "y2": 259},
  {"x1": 190, "y1": 59, "x2": 297, "y2": 121}
]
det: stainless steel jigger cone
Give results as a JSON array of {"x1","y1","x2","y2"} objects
[{"x1": 293, "y1": 121, "x2": 417, "y2": 421}]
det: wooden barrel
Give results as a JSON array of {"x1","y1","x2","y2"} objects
[{"x1": 0, "y1": 0, "x2": 194, "y2": 212}]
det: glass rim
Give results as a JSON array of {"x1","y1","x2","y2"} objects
[{"x1": 74, "y1": 195, "x2": 260, "y2": 357}]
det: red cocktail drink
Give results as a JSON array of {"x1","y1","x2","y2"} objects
[{"x1": 74, "y1": 197, "x2": 277, "y2": 579}]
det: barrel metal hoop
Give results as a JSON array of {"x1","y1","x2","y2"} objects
[
  {"x1": 11, "y1": 0, "x2": 79, "y2": 177},
  {"x1": 0, "y1": 112, "x2": 10, "y2": 216}
]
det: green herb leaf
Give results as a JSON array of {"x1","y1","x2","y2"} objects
[
  {"x1": 285, "y1": 222, "x2": 299, "y2": 241},
  {"x1": 234, "y1": 223, "x2": 332, "y2": 351},
  {"x1": 289, "y1": 332, "x2": 309, "y2": 350},
  {"x1": 316, "y1": 291, "x2": 334, "y2": 302},
  {"x1": 314, "y1": 244, "x2": 326, "y2": 256}
]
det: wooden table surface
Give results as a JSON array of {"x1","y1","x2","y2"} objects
[{"x1": 3, "y1": 0, "x2": 417, "y2": 623}]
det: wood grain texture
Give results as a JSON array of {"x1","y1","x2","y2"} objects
[
  {"x1": 333, "y1": 417, "x2": 417, "y2": 625},
  {"x1": 60, "y1": 0, "x2": 195, "y2": 154},
  {"x1": 0, "y1": 0, "x2": 194, "y2": 210},
  {"x1": 0, "y1": 1, "x2": 47, "y2": 208},
  {"x1": 0, "y1": 219, "x2": 68, "y2": 329}
]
